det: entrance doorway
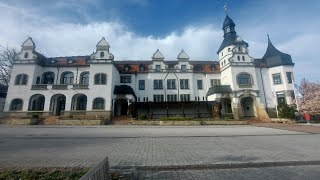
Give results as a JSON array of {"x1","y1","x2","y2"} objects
[
  {"x1": 50, "y1": 94, "x2": 66, "y2": 116},
  {"x1": 242, "y1": 97, "x2": 254, "y2": 117},
  {"x1": 114, "y1": 99, "x2": 128, "y2": 116}
]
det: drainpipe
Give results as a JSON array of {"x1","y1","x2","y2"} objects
[
  {"x1": 164, "y1": 72, "x2": 169, "y2": 101},
  {"x1": 174, "y1": 72, "x2": 179, "y2": 101},
  {"x1": 56, "y1": 67, "x2": 60, "y2": 84},
  {"x1": 260, "y1": 67, "x2": 268, "y2": 110},
  {"x1": 75, "y1": 67, "x2": 79, "y2": 84}
]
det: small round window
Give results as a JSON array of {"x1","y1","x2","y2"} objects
[
  {"x1": 24, "y1": 52, "x2": 29, "y2": 58},
  {"x1": 100, "y1": 52, "x2": 104, "y2": 58}
]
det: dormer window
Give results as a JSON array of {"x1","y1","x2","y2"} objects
[
  {"x1": 24, "y1": 52, "x2": 29, "y2": 58},
  {"x1": 228, "y1": 48, "x2": 231, "y2": 52},
  {"x1": 156, "y1": 65, "x2": 161, "y2": 72},
  {"x1": 181, "y1": 65, "x2": 186, "y2": 72},
  {"x1": 211, "y1": 65, "x2": 215, "y2": 71},
  {"x1": 100, "y1": 52, "x2": 105, "y2": 58},
  {"x1": 67, "y1": 58, "x2": 73, "y2": 64},
  {"x1": 195, "y1": 64, "x2": 202, "y2": 71},
  {"x1": 50, "y1": 59, "x2": 56, "y2": 64},
  {"x1": 139, "y1": 64, "x2": 145, "y2": 71},
  {"x1": 124, "y1": 64, "x2": 130, "y2": 71}
]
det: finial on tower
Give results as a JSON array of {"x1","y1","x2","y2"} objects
[{"x1": 224, "y1": 4, "x2": 228, "y2": 15}]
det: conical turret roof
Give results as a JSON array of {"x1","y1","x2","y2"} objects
[{"x1": 262, "y1": 36, "x2": 294, "y2": 67}]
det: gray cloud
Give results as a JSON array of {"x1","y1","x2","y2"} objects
[{"x1": 0, "y1": 1, "x2": 318, "y2": 82}]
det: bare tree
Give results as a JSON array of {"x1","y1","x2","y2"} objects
[
  {"x1": 299, "y1": 78, "x2": 320, "y2": 114},
  {"x1": 0, "y1": 46, "x2": 16, "y2": 86}
]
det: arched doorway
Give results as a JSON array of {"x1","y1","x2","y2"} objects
[
  {"x1": 28, "y1": 94, "x2": 45, "y2": 111},
  {"x1": 50, "y1": 94, "x2": 66, "y2": 116},
  {"x1": 241, "y1": 97, "x2": 254, "y2": 117},
  {"x1": 71, "y1": 94, "x2": 87, "y2": 110},
  {"x1": 114, "y1": 99, "x2": 128, "y2": 116}
]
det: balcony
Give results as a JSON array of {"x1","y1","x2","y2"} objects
[
  {"x1": 52, "y1": 84, "x2": 68, "y2": 90},
  {"x1": 31, "y1": 85, "x2": 48, "y2": 90},
  {"x1": 72, "y1": 84, "x2": 89, "y2": 89}
]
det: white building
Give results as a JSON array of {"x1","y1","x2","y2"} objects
[{"x1": 4, "y1": 15, "x2": 295, "y2": 121}]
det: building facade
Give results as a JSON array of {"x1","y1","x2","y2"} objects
[{"x1": 4, "y1": 15, "x2": 295, "y2": 120}]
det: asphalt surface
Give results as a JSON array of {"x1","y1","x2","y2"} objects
[{"x1": 0, "y1": 125, "x2": 319, "y2": 179}]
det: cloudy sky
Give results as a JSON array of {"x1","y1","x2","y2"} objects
[{"x1": 0, "y1": 0, "x2": 319, "y2": 82}]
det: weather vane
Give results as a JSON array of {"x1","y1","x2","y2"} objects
[{"x1": 224, "y1": 4, "x2": 228, "y2": 15}]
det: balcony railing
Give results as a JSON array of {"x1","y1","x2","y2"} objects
[
  {"x1": 31, "y1": 84, "x2": 48, "y2": 90},
  {"x1": 72, "y1": 84, "x2": 89, "y2": 89},
  {"x1": 52, "y1": 84, "x2": 68, "y2": 90}
]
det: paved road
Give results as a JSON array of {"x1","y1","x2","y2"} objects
[{"x1": 0, "y1": 125, "x2": 319, "y2": 179}]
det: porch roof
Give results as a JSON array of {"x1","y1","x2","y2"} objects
[{"x1": 207, "y1": 85, "x2": 232, "y2": 96}]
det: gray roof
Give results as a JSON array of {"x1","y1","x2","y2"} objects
[
  {"x1": 113, "y1": 85, "x2": 136, "y2": 98},
  {"x1": 261, "y1": 37, "x2": 294, "y2": 67},
  {"x1": 217, "y1": 15, "x2": 248, "y2": 54},
  {"x1": 223, "y1": 15, "x2": 235, "y2": 28},
  {"x1": 207, "y1": 85, "x2": 232, "y2": 96}
]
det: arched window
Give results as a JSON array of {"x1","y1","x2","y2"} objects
[
  {"x1": 15, "y1": 74, "x2": 28, "y2": 85},
  {"x1": 242, "y1": 56, "x2": 245, "y2": 61},
  {"x1": 228, "y1": 48, "x2": 231, "y2": 52},
  {"x1": 238, "y1": 46, "x2": 242, "y2": 52},
  {"x1": 10, "y1": 99, "x2": 23, "y2": 111},
  {"x1": 42, "y1": 72, "x2": 55, "y2": 84},
  {"x1": 93, "y1": 98, "x2": 105, "y2": 109},
  {"x1": 80, "y1": 72, "x2": 89, "y2": 85},
  {"x1": 61, "y1": 72, "x2": 74, "y2": 84},
  {"x1": 94, "y1": 73, "x2": 107, "y2": 85},
  {"x1": 237, "y1": 73, "x2": 252, "y2": 85}
]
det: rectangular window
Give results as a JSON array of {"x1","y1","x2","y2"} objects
[
  {"x1": 167, "y1": 94, "x2": 177, "y2": 102},
  {"x1": 290, "y1": 90, "x2": 295, "y2": 100},
  {"x1": 120, "y1": 76, "x2": 131, "y2": 83},
  {"x1": 180, "y1": 94, "x2": 190, "y2": 102},
  {"x1": 139, "y1": 80, "x2": 145, "y2": 90},
  {"x1": 167, "y1": 79, "x2": 176, "y2": 89},
  {"x1": 180, "y1": 79, "x2": 189, "y2": 89},
  {"x1": 138, "y1": 97, "x2": 140, "y2": 102},
  {"x1": 153, "y1": 79, "x2": 163, "y2": 90},
  {"x1": 286, "y1": 72, "x2": 293, "y2": 84},
  {"x1": 181, "y1": 65, "x2": 187, "y2": 72},
  {"x1": 197, "y1": 80, "x2": 203, "y2": 90},
  {"x1": 210, "y1": 79, "x2": 221, "y2": 86},
  {"x1": 153, "y1": 94, "x2": 164, "y2": 102},
  {"x1": 276, "y1": 91, "x2": 286, "y2": 104},
  {"x1": 156, "y1": 65, "x2": 161, "y2": 72},
  {"x1": 273, "y1": 73, "x2": 282, "y2": 85}
]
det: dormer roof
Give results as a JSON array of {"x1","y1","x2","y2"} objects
[
  {"x1": 177, "y1": 49, "x2": 189, "y2": 60},
  {"x1": 96, "y1": 37, "x2": 110, "y2": 49},
  {"x1": 21, "y1": 37, "x2": 36, "y2": 50},
  {"x1": 152, "y1": 49, "x2": 164, "y2": 60},
  {"x1": 261, "y1": 36, "x2": 294, "y2": 67}
]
